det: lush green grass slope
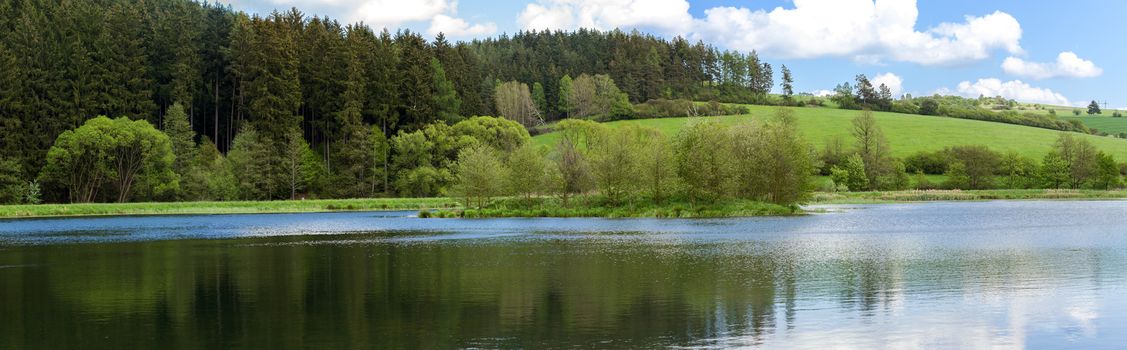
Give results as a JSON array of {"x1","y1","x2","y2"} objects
[
  {"x1": 533, "y1": 105, "x2": 1127, "y2": 160},
  {"x1": 1061, "y1": 116, "x2": 1127, "y2": 134},
  {"x1": 1008, "y1": 102, "x2": 1127, "y2": 133}
]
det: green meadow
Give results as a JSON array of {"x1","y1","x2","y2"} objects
[
  {"x1": 534, "y1": 105, "x2": 1127, "y2": 159},
  {"x1": 1061, "y1": 116, "x2": 1127, "y2": 134}
]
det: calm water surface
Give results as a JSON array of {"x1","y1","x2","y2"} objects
[{"x1": 3, "y1": 200, "x2": 1127, "y2": 349}]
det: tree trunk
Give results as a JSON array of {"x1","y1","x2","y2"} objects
[{"x1": 214, "y1": 77, "x2": 219, "y2": 144}]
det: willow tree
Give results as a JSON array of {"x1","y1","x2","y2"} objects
[
  {"x1": 449, "y1": 145, "x2": 505, "y2": 209},
  {"x1": 674, "y1": 120, "x2": 732, "y2": 204},
  {"x1": 40, "y1": 117, "x2": 175, "y2": 203},
  {"x1": 505, "y1": 143, "x2": 551, "y2": 203},
  {"x1": 568, "y1": 74, "x2": 632, "y2": 120},
  {"x1": 851, "y1": 110, "x2": 892, "y2": 190},
  {"x1": 729, "y1": 109, "x2": 813, "y2": 204}
]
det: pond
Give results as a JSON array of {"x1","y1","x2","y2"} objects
[{"x1": 3, "y1": 200, "x2": 1127, "y2": 349}]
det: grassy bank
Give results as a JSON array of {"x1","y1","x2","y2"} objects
[
  {"x1": 811, "y1": 189, "x2": 1127, "y2": 204},
  {"x1": 5, "y1": 189, "x2": 1127, "y2": 220},
  {"x1": 0, "y1": 197, "x2": 460, "y2": 219},
  {"x1": 425, "y1": 197, "x2": 800, "y2": 218}
]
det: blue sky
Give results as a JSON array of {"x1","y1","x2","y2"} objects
[{"x1": 219, "y1": 0, "x2": 1123, "y2": 108}]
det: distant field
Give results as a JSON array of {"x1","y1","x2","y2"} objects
[
  {"x1": 533, "y1": 105, "x2": 1127, "y2": 160},
  {"x1": 1004, "y1": 102, "x2": 1127, "y2": 134},
  {"x1": 1061, "y1": 116, "x2": 1127, "y2": 134}
]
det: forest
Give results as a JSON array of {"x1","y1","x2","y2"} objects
[{"x1": 0, "y1": 0, "x2": 792, "y2": 204}]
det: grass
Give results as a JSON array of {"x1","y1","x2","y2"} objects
[
  {"x1": 533, "y1": 105, "x2": 1127, "y2": 160},
  {"x1": 812, "y1": 175, "x2": 947, "y2": 189},
  {"x1": 811, "y1": 189, "x2": 1127, "y2": 204},
  {"x1": 0, "y1": 197, "x2": 461, "y2": 219},
  {"x1": 5, "y1": 189, "x2": 1126, "y2": 219},
  {"x1": 1061, "y1": 116, "x2": 1127, "y2": 134},
  {"x1": 427, "y1": 196, "x2": 800, "y2": 218},
  {"x1": 1008, "y1": 102, "x2": 1124, "y2": 117},
  {"x1": 1001, "y1": 102, "x2": 1127, "y2": 134}
]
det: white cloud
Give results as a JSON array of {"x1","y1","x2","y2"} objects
[
  {"x1": 235, "y1": 0, "x2": 1033, "y2": 66},
  {"x1": 428, "y1": 14, "x2": 497, "y2": 37},
  {"x1": 352, "y1": 0, "x2": 450, "y2": 28},
  {"x1": 1002, "y1": 52, "x2": 1102, "y2": 79},
  {"x1": 871, "y1": 72, "x2": 903, "y2": 96},
  {"x1": 518, "y1": 0, "x2": 694, "y2": 35},
  {"x1": 694, "y1": 0, "x2": 1022, "y2": 65},
  {"x1": 938, "y1": 78, "x2": 1070, "y2": 105},
  {"x1": 223, "y1": 0, "x2": 495, "y2": 38},
  {"x1": 518, "y1": 0, "x2": 1022, "y2": 65},
  {"x1": 812, "y1": 89, "x2": 835, "y2": 97}
]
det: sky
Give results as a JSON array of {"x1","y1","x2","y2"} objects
[{"x1": 217, "y1": 0, "x2": 1124, "y2": 108}]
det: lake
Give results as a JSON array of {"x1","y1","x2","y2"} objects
[{"x1": 3, "y1": 200, "x2": 1127, "y2": 349}]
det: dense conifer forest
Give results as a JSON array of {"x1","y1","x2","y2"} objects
[{"x1": 0, "y1": 0, "x2": 792, "y2": 203}]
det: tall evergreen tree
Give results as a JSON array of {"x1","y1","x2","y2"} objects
[
  {"x1": 362, "y1": 28, "x2": 399, "y2": 135},
  {"x1": 300, "y1": 16, "x2": 347, "y2": 162},
  {"x1": 163, "y1": 103, "x2": 197, "y2": 183},
  {"x1": 333, "y1": 48, "x2": 382, "y2": 198},
  {"x1": 242, "y1": 13, "x2": 302, "y2": 145},
  {"x1": 99, "y1": 2, "x2": 156, "y2": 120},
  {"x1": 395, "y1": 31, "x2": 435, "y2": 131},
  {"x1": 780, "y1": 65, "x2": 794, "y2": 103},
  {"x1": 532, "y1": 82, "x2": 548, "y2": 117},
  {"x1": 431, "y1": 58, "x2": 461, "y2": 123},
  {"x1": 0, "y1": 42, "x2": 22, "y2": 172}
]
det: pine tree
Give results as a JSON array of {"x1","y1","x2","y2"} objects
[
  {"x1": 532, "y1": 82, "x2": 548, "y2": 117},
  {"x1": 199, "y1": 3, "x2": 235, "y2": 151},
  {"x1": 98, "y1": 2, "x2": 156, "y2": 120},
  {"x1": 780, "y1": 65, "x2": 794, "y2": 103},
  {"x1": 147, "y1": 0, "x2": 203, "y2": 124},
  {"x1": 228, "y1": 126, "x2": 274, "y2": 199},
  {"x1": 301, "y1": 16, "x2": 348, "y2": 164},
  {"x1": 364, "y1": 29, "x2": 399, "y2": 135},
  {"x1": 333, "y1": 49, "x2": 378, "y2": 198},
  {"x1": 642, "y1": 46, "x2": 665, "y2": 101},
  {"x1": 877, "y1": 84, "x2": 893, "y2": 111},
  {"x1": 163, "y1": 103, "x2": 197, "y2": 185},
  {"x1": 5, "y1": 9, "x2": 52, "y2": 177},
  {"x1": 1088, "y1": 100, "x2": 1102, "y2": 115},
  {"x1": 243, "y1": 13, "x2": 302, "y2": 145},
  {"x1": 431, "y1": 58, "x2": 461, "y2": 123},
  {"x1": 0, "y1": 41, "x2": 23, "y2": 169},
  {"x1": 395, "y1": 31, "x2": 435, "y2": 131},
  {"x1": 0, "y1": 157, "x2": 22, "y2": 204},
  {"x1": 854, "y1": 74, "x2": 878, "y2": 108}
]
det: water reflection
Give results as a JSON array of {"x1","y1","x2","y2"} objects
[{"x1": 1, "y1": 201, "x2": 1127, "y2": 348}]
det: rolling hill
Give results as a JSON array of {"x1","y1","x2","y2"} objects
[
  {"x1": 1061, "y1": 116, "x2": 1127, "y2": 135},
  {"x1": 532, "y1": 105, "x2": 1127, "y2": 160}
]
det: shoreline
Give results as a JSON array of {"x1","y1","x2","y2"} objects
[
  {"x1": 0, "y1": 198, "x2": 460, "y2": 219},
  {"x1": 2, "y1": 189, "x2": 1126, "y2": 219},
  {"x1": 810, "y1": 189, "x2": 1127, "y2": 204}
]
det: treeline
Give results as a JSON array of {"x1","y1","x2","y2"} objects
[
  {"x1": 0, "y1": 0, "x2": 787, "y2": 196},
  {"x1": 4, "y1": 106, "x2": 816, "y2": 207},
  {"x1": 818, "y1": 112, "x2": 1124, "y2": 192},
  {"x1": 15, "y1": 110, "x2": 538, "y2": 203},
  {"x1": 448, "y1": 108, "x2": 814, "y2": 211}
]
